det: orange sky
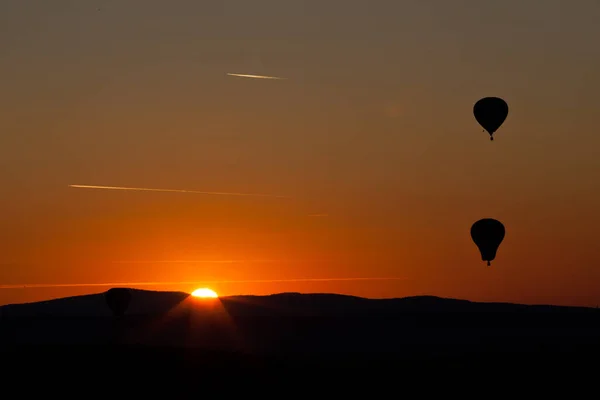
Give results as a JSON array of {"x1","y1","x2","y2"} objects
[{"x1": 1, "y1": 1, "x2": 600, "y2": 307}]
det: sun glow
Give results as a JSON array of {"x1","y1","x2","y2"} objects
[{"x1": 191, "y1": 288, "x2": 219, "y2": 298}]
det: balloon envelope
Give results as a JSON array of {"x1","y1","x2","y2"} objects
[
  {"x1": 473, "y1": 97, "x2": 508, "y2": 140},
  {"x1": 470, "y1": 218, "x2": 505, "y2": 266},
  {"x1": 105, "y1": 288, "x2": 132, "y2": 317}
]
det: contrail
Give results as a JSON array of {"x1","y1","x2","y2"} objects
[
  {"x1": 227, "y1": 73, "x2": 287, "y2": 80},
  {"x1": 68, "y1": 185, "x2": 288, "y2": 198},
  {"x1": 0, "y1": 277, "x2": 405, "y2": 289},
  {"x1": 111, "y1": 259, "x2": 311, "y2": 264}
]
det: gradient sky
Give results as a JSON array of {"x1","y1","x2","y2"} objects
[{"x1": 1, "y1": 0, "x2": 600, "y2": 306}]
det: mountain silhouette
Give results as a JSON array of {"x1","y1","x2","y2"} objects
[
  {"x1": 2, "y1": 289, "x2": 599, "y2": 353},
  {"x1": 2, "y1": 289, "x2": 600, "y2": 385},
  {"x1": 2, "y1": 290, "x2": 595, "y2": 318}
]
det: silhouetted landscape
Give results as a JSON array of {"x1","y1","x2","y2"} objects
[{"x1": 2, "y1": 289, "x2": 600, "y2": 381}]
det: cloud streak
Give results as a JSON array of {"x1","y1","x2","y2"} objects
[
  {"x1": 0, "y1": 277, "x2": 405, "y2": 289},
  {"x1": 68, "y1": 185, "x2": 288, "y2": 199},
  {"x1": 227, "y1": 73, "x2": 287, "y2": 80}
]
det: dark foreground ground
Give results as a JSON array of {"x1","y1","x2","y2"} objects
[
  {"x1": 2, "y1": 293, "x2": 600, "y2": 391},
  {"x1": 3, "y1": 344, "x2": 599, "y2": 393}
]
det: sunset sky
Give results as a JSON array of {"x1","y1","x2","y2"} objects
[{"x1": 1, "y1": 0, "x2": 600, "y2": 307}]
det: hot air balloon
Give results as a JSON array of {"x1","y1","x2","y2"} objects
[
  {"x1": 105, "y1": 288, "x2": 132, "y2": 317},
  {"x1": 470, "y1": 218, "x2": 505, "y2": 266},
  {"x1": 473, "y1": 97, "x2": 509, "y2": 141}
]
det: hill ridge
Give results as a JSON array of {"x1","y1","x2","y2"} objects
[{"x1": 1, "y1": 290, "x2": 597, "y2": 318}]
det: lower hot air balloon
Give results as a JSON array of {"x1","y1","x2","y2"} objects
[
  {"x1": 105, "y1": 288, "x2": 132, "y2": 317},
  {"x1": 470, "y1": 218, "x2": 505, "y2": 266}
]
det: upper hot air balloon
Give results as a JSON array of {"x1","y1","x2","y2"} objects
[
  {"x1": 105, "y1": 288, "x2": 132, "y2": 317},
  {"x1": 473, "y1": 97, "x2": 509, "y2": 141},
  {"x1": 470, "y1": 218, "x2": 505, "y2": 266}
]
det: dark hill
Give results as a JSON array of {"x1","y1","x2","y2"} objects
[
  {"x1": 2, "y1": 290, "x2": 599, "y2": 360},
  {"x1": 2, "y1": 290, "x2": 595, "y2": 317}
]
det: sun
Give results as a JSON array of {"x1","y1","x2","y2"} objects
[{"x1": 191, "y1": 288, "x2": 219, "y2": 298}]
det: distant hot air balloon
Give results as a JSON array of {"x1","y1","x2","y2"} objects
[
  {"x1": 473, "y1": 97, "x2": 509, "y2": 141},
  {"x1": 470, "y1": 218, "x2": 505, "y2": 266},
  {"x1": 105, "y1": 288, "x2": 132, "y2": 317}
]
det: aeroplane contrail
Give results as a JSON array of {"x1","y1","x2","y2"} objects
[
  {"x1": 68, "y1": 185, "x2": 288, "y2": 198},
  {"x1": 0, "y1": 277, "x2": 405, "y2": 289},
  {"x1": 111, "y1": 259, "x2": 310, "y2": 264},
  {"x1": 226, "y1": 73, "x2": 287, "y2": 80}
]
